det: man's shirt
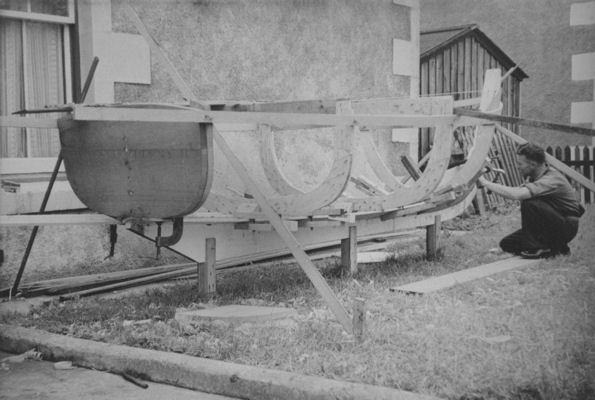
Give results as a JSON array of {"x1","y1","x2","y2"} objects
[{"x1": 522, "y1": 166, "x2": 585, "y2": 217}]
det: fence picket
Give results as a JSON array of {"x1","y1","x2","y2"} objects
[
  {"x1": 568, "y1": 145, "x2": 583, "y2": 203},
  {"x1": 584, "y1": 146, "x2": 592, "y2": 204},
  {"x1": 546, "y1": 145, "x2": 594, "y2": 204}
]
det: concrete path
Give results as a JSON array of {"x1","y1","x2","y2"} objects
[{"x1": 0, "y1": 351, "x2": 237, "y2": 400}]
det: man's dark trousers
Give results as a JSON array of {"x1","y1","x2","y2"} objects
[{"x1": 500, "y1": 198, "x2": 579, "y2": 255}]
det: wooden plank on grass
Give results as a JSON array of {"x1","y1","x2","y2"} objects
[{"x1": 392, "y1": 256, "x2": 540, "y2": 294}]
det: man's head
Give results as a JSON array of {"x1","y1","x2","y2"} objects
[{"x1": 516, "y1": 143, "x2": 546, "y2": 179}]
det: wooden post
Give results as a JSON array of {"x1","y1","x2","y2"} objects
[
  {"x1": 341, "y1": 225, "x2": 358, "y2": 275},
  {"x1": 426, "y1": 215, "x2": 441, "y2": 261},
  {"x1": 352, "y1": 298, "x2": 366, "y2": 341},
  {"x1": 472, "y1": 187, "x2": 485, "y2": 215},
  {"x1": 198, "y1": 237, "x2": 216, "y2": 296}
]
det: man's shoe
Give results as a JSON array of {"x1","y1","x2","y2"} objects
[
  {"x1": 552, "y1": 245, "x2": 571, "y2": 256},
  {"x1": 520, "y1": 248, "x2": 552, "y2": 259}
]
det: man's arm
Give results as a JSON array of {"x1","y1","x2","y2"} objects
[{"x1": 478, "y1": 176, "x2": 532, "y2": 201}]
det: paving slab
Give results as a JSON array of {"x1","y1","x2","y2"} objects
[
  {"x1": 0, "y1": 351, "x2": 237, "y2": 400},
  {"x1": 175, "y1": 305, "x2": 298, "y2": 325},
  {"x1": 0, "y1": 297, "x2": 53, "y2": 317},
  {"x1": 357, "y1": 251, "x2": 393, "y2": 263}
]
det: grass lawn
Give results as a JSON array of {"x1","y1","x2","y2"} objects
[{"x1": 3, "y1": 203, "x2": 594, "y2": 400}]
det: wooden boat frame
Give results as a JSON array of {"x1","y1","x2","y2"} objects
[
  {"x1": 0, "y1": 5, "x2": 511, "y2": 333},
  {"x1": 0, "y1": 79, "x2": 500, "y2": 333}
]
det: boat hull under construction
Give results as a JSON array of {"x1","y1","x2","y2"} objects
[
  {"x1": 58, "y1": 118, "x2": 213, "y2": 221},
  {"x1": 53, "y1": 72, "x2": 501, "y2": 228}
]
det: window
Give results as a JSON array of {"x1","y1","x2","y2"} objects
[
  {"x1": 0, "y1": 0, "x2": 74, "y2": 23},
  {"x1": 0, "y1": 0, "x2": 74, "y2": 158}
]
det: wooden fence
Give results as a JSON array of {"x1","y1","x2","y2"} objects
[{"x1": 546, "y1": 145, "x2": 595, "y2": 204}]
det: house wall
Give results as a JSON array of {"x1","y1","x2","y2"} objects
[
  {"x1": 420, "y1": 0, "x2": 595, "y2": 147},
  {"x1": 111, "y1": 0, "x2": 411, "y2": 103}
]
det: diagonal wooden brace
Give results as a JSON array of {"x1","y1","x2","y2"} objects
[
  {"x1": 212, "y1": 128, "x2": 353, "y2": 333},
  {"x1": 126, "y1": 5, "x2": 353, "y2": 331}
]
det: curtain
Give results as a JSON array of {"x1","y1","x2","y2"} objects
[
  {"x1": 0, "y1": 19, "x2": 64, "y2": 158},
  {"x1": 0, "y1": 18, "x2": 26, "y2": 157},
  {"x1": 25, "y1": 21, "x2": 64, "y2": 157}
]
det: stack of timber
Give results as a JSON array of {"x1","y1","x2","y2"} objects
[
  {"x1": 0, "y1": 230, "x2": 421, "y2": 301},
  {"x1": 0, "y1": 263, "x2": 196, "y2": 299}
]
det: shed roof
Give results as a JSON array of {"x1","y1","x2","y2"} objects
[{"x1": 420, "y1": 24, "x2": 528, "y2": 80}]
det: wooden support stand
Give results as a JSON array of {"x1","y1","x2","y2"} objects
[
  {"x1": 352, "y1": 298, "x2": 366, "y2": 341},
  {"x1": 472, "y1": 186, "x2": 485, "y2": 215},
  {"x1": 198, "y1": 237, "x2": 216, "y2": 296},
  {"x1": 426, "y1": 215, "x2": 441, "y2": 261},
  {"x1": 341, "y1": 225, "x2": 358, "y2": 275}
]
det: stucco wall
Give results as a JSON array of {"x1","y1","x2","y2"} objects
[
  {"x1": 112, "y1": 0, "x2": 411, "y2": 102},
  {"x1": 0, "y1": 224, "x2": 186, "y2": 289},
  {"x1": 421, "y1": 0, "x2": 595, "y2": 147}
]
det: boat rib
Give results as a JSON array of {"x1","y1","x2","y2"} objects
[{"x1": 437, "y1": 69, "x2": 503, "y2": 192}]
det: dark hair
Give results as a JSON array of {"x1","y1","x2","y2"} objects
[{"x1": 516, "y1": 143, "x2": 546, "y2": 164}]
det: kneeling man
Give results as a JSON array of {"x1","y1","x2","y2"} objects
[{"x1": 478, "y1": 143, "x2": 584, "y2": 258}]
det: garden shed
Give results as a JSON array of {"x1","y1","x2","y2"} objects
[{"x1": 419, "y1": 24, "x2": 529, "y2": 198}]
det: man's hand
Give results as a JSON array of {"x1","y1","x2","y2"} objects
[
  {"x1": 477, "y1": 176, "x2": 531, "y2": 201},
  {"x1": 477, "y1": 176, "x2": 488, "y2": 188}
]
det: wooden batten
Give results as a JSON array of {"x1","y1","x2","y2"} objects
[{"x1": 70, "y1": 104, "x2": 457, "y2": 129}]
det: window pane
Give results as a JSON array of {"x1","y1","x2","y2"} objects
[
  {"x1": 25, "y1": 21, "x2": 65, "y2": 156},
  {"x1": 31, "y1": 0, "x2": 68, "y2": 17},
  {"x1": 0, "y1": 18, "x2": 27, "y2": 158},
  {"x1": 0, "y1": 0, "x2": 27, "y2": 12}
]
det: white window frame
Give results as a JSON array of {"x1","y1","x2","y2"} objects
[{"x1": 0, "y1": 0, "x2": 75, "y2": 25}]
